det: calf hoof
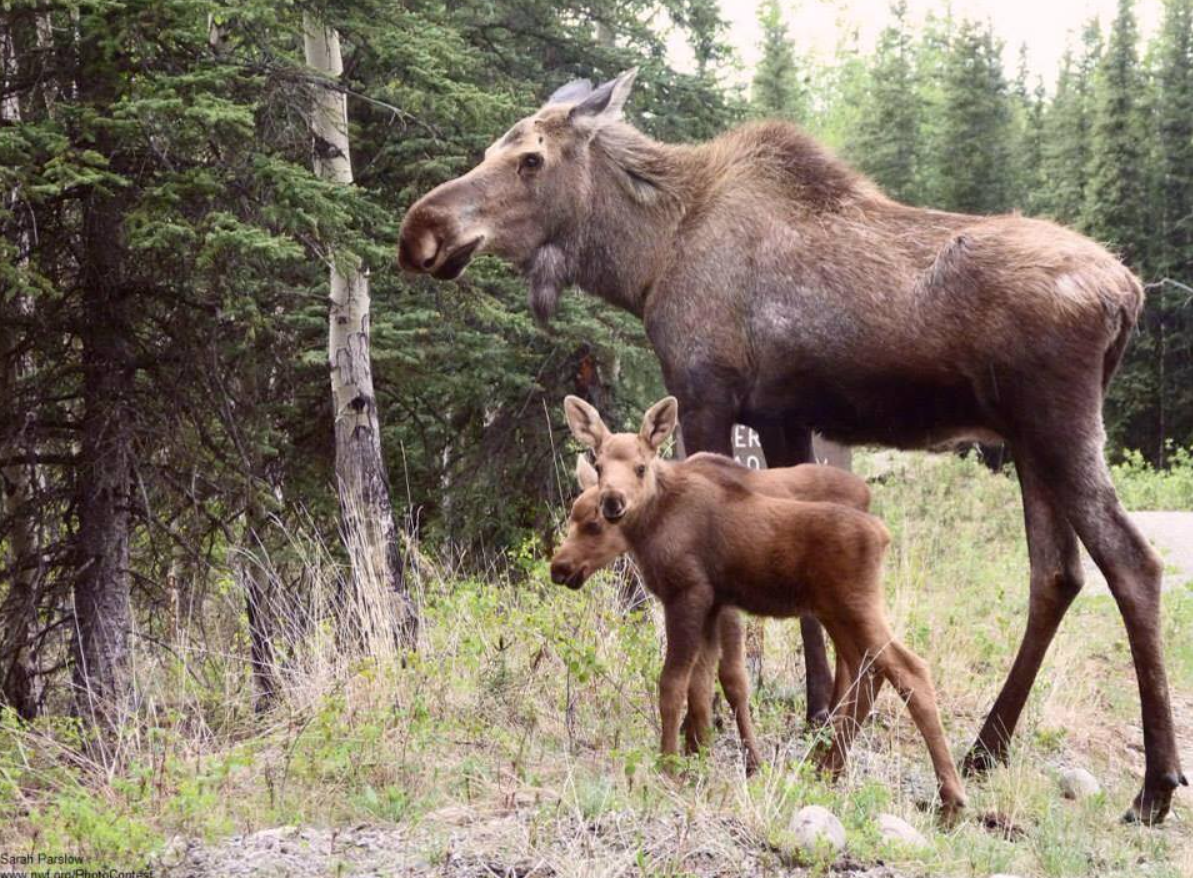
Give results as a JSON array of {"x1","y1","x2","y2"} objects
[
  {"x1": 1121, "y1": 772, "x2": 1186, "y2": 826},
  {"x1": 961, "y1": 743, "x2": 1005, "y2": 777}
]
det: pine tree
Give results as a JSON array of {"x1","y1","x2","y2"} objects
[
  {"x1": 1083, "y1": 0, "x2": 1148, "y2": 263},
  {"x1": 1041, "y1": 21, "x2": 1102, "y2": 224},
  {"x1": 852, "y1": 0, "x2": 921, "y2": 203},
  {"x1": 934, "y1": 19, "x2": 1016, "y2": 214},
  {"x1": 1150, "y1": 0, "x2": 1193, "y2": 457},
  {"x1": 751, "y1": 0, "x2": 806, "y2": 121}
]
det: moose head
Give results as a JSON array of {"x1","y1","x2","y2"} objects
[
  {"x1": 562, "y1": 395, "x2": 678, "y2": 523},
  {"x1": 397, "y1": 70, "x2": 643, "y2": 322}
]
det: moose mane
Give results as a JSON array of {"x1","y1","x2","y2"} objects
[
  {"x1": 532, "y1": 117, "x2": 882, "y2": 324},
  {"x1": 592, "y1": 118, "x2": 877, "y2": 215}
]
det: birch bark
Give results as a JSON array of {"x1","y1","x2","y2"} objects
[{"x1": 302, "y1": 16, "x2": 416, "y2": 646}]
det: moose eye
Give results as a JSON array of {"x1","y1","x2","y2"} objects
[
  {"x1": 635, "y1": 465, "x2": 646, "y2": 478},
  {"x1": 583, "y1": 521, "x2": 603, "y2": 536},
  {"x1": 519, "y1": 152, "x2": 543, "y2": 173}
]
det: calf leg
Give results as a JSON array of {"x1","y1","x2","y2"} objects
[
  {"x1": 683, "y1": 627, "x2": 720, "y2": 756},
  {"x1": 818, "y1": 635, "x2": 886, "y2": 780},
  {"x1": 659, "y1": 592, "x2": 714, "y2": 771},
  {"x1": 964, "y1": 452, "x2": 1084, "y2": 774},
  {"x1": 760, "y1": 421, "x2": 834, "y2": 726},
  {"x1": 1025, "y1": 428, "x2": 1185, "y2": 823},
  {"x1": 716, "y1": 609, "x2": 762, "y2": 773},
  {"x1": 838, "y1": 615, "x2": 965, "y2": 815},
  {"x1": 877, "y1": 638, "x2": 967, "y2": 816}
]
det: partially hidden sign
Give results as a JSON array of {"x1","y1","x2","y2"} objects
[{"x1": 730, "y1": 425, "x2": 852, "y2": 471}]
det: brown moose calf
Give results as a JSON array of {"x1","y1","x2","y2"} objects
[
  {"x1": 559, "y1": 395, "x2": 967, "y2": 815},
  {"x1": 552, "y1": 450, "x2": 871, "y2": 774}
]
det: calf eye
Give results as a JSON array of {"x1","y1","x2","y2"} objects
[
  {"x1": 583, "y1": 522, "x2": 603, "y2": 536},
  {"x1": 635, "y1": 465, "x2": 646, "y2": 478},
  {"x1": 519, "y1": 152, "x2": 543, "y2": 173}
]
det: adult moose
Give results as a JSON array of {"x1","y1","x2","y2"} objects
[{"x1": 399, "y1": 70, "x2": 1185, "y2": 822}]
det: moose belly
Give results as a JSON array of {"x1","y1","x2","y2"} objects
[
  {"x1": 715, "y1": 562, "x2": 810, "y2": 618},
  {"x1": 748, "y1": 370, "x2": 1004, "y2": 450}
]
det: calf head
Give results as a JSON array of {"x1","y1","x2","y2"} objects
[
  {"x1": 397, "y1": 70, "x2": 638, "y2": 322},
  {"x1": 549, "y1": 456, "x2": 629, "y2": 589},
  {"x1": 562, "y1": 395, "x2": 678, "y2": 523}
]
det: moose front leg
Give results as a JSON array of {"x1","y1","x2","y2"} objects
[{"x1": 659, "y1": 591, "x2": 713, "y2": 773}]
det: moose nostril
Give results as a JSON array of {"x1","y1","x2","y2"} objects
[
  {"x1": 398, "y1": 226, "x2": 441, "y2": 273},
  {"x1": 550, "y1": 565, "x2": 570, "y2": 584},
  {"x1": 420, "y1": 242, "x2": 440, "y2": 269}
]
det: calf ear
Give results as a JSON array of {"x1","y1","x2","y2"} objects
[
  {"x1": 575, "y1": 455, "x2": 598, "y2": 490},
  {"x1": 640, "y1": 396, "x2": 678, "y2": 451},
  {"x1": 564, "y1": 395, "x2": 609, "y2": 449},
  {"x1": 570, "y1": 68, "x2": 637, "y2": 122}
]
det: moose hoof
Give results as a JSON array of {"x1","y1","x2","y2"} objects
[
  {"x1": 805, "y1": 708, "x2": 831, "y2": 730},
  {"x1": 1121, "y1": 773, "x2": 1185, "y2": 826},
  {"x1": 961, "y1": 744, "x2": 1005, "y2": 778}
]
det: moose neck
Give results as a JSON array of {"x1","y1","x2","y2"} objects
[{"x1": 569, "y1": 126, "x2": 691, "y2": 318}]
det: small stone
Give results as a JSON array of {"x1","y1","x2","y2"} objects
[
  {"x1": 1059, "y1": 767, "x2": 1101, "y2": 800},
  {"x1": 990, "y1": 874, "x2": 1026, "y2": 878},
  {"x1": 788, "y1": 804, "x2": 846, "y2": 855},
  {"x1": 876, "y1": 813, "x2": 928, "y2": 850}
]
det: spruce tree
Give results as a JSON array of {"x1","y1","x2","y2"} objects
[
  {"x1": 1083, "y1": 0, "x2": 1147, "y2": 264},
  {"x1": 1085, "y1": 0, "x2": 1157, "y2": 456},
  {"x1": 935, "y1": 19, "x2": 1016, "y2": 214},
  {"x1": 1150, "y1": 0, "x2": 1193, "y2": 456},
  {"x1": 751, "y1": 0, "x2": 807, "y2": 121},
  {"x1": 853, "y1": 0, "x2": 921, "y2": 203},
  {"x1": 1041, "y1": 21, "x2": 1102, "y2": 224}
]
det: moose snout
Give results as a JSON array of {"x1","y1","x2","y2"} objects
[
  {"x1": 398, "y1": 225, "x2": 442, "y2": 273},
  {"x1": 600, "y1": 492, "x2": 626, "y2": 522}
]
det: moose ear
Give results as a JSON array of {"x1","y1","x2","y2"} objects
[
  {"x1": 564, "y1": 395, "x2": 609, "y2": 449},
  {"x1": 570, "y1": 68, "x2": 637, "y2": 121},
  {"x1": 575, "y1": 455, "x2": 599, "y2": 490},
  {"x1": 547, "y1": 78, "x2": 594, "y2": 105},
  {"x1": 640, "y1": 396, "x2": 678, "y2": 451}
]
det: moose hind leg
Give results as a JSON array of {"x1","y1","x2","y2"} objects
[
  {"x1": 1032, "y1": 432, "x2": 1185, "y2": 823},
  {"x1": 964, "y1": 452, "x2": 1084, "y2": 775}
]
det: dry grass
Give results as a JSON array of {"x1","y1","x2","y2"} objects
[{"x1": 1, "y1": 451, "x2": 1191, "y2": 877}]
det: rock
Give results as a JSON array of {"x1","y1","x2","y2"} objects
[
  {"x1": 1058, "y1": 767, "x2": 1101, "y2": 800},
  {"x1": 876, "y1": 813, "x2": 928, "y2": 850},
  {"x1": 788, "y1": 804, "x2": 846, "y2": 855},
  {"x1": 990, "y1": 874, "x2": 1025, "y2": 878}
]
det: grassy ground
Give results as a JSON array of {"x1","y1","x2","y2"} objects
[{"x1": 1, "y1": 451, "x2": 1191, "y2": 876}]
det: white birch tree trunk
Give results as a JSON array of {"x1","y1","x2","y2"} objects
[{"x1": 302, "y1": 16, "x2": 416, "y2": 647}]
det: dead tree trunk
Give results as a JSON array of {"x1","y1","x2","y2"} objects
[
  {"x1": 70, "y1": 14, "x2": 135, "y2": 735},
  {"x1": 302, "y1": 16, "x2": 417, "y2": 647},
  {"x1": 0, "y1": 20, "x2": 44, "y2": 719}
]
